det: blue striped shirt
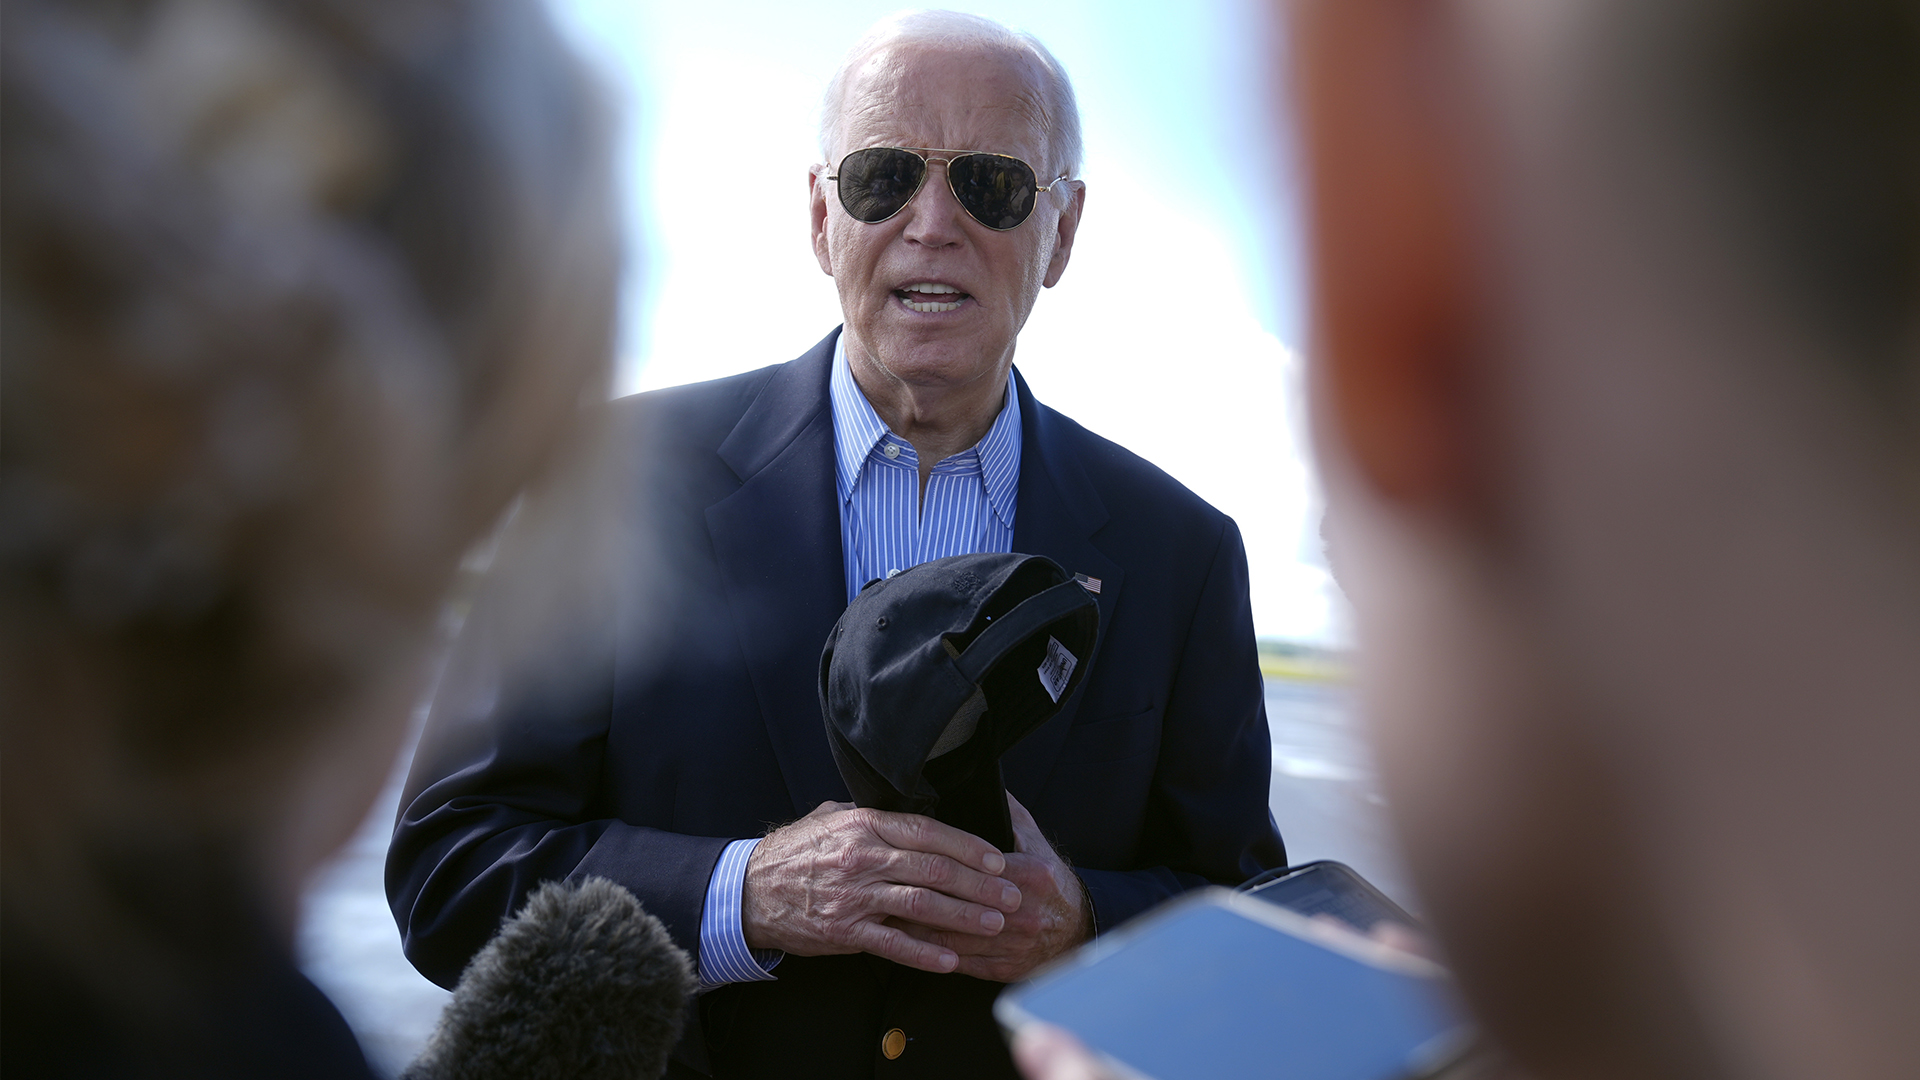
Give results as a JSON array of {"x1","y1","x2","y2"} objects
[
  {"x1": 696, "y1": 837, "x2": 777, "y2": 988},
  {"x1": 695, "y1": 333, "x2": 1024, "y2": 989},
  {"x1": 830, "y1": 334, "x2": 1022, "y2": 601}
]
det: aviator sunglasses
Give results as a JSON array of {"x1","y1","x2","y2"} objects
[{"x1": 829, "y1": 146, "x2": 1070, "y2": 231}]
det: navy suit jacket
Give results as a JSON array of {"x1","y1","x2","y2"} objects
[{"x1": 388, "y1": 330, "x2": 1284, "y2": 1078}]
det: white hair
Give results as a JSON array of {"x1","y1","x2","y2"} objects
[{"x1": 818, "y1": 10, "x2": 1083, "y2": 179}]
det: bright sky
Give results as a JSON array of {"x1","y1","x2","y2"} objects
[{"x1": 547, "y1": 1, "x2": 1346, "y2": 646}]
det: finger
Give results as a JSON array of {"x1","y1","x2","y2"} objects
[
  {"x1": 890, "y1": 920, "x2": 1011, "y2": 955},
  {"x1": 1006, "y1": 791, "x2": 1039, "y2": 830},
  {"x1": 1304, "y1": 913, "x2": 1379, "y2": 952},
  {"x1": 1005, "y1": 794, "x2": 1049, "y2": 856},
  {"x1": 952, "y1": 954, "x2": 1023, "y2": 982},
  {"x1": 1000, "y1": 852, "x2": 1052, "y2": 886},
  {"x1": 999, "y1": 854, "x2": 1067, "y2": 911},
  {"x1": 845, "y1": 919, "x2": 959, "y2": 974},
  {"x1": 1310, "y1": 913, "x2": 1357, "y2": 935},
  {"x1": 893, "y1": 913, "x2": 1054, "y2": 961},
  {"x1": 866, "y1": 809, "x2": 1008, "y2": 876},
  {"x1": 807, "y1": 799, "x2": 856, "y2": 818},
  {"x1": 1368, "y1": 920, "x2": 1436, "y2": 960},
  {"x1": 1012, "y1": 1024, "x2": 1112, "y2": 1080},
  {"x1": 880, "y1": 846, "x2": 1023, "y2": 912},
  {"x1": 872, "y1": 882, "x2": 1008, "y2": 937}
]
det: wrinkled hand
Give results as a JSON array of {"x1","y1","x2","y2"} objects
[
  {"x1": 894, "y1": 793, "x2": 1090, "y2": 982},
  {"x1": 741, "y1": 800, "x2": 1023, "y2": 974}
]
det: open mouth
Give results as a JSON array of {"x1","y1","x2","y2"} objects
[{"x1": 894, "y1": 282, "x2": 969, "y2": 313}]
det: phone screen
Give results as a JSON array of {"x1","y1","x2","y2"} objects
[{"x1": 996, "y1": 890, "x2": 1471, "y2": 1080}]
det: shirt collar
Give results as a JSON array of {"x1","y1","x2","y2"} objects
[{"x1": 828, "y1": 333, "x2": 1022, "y2": 529}]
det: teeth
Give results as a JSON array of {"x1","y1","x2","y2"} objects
[
  {"x1": 902, "y1": 297, "x2": 963, "y2": 312},
  {"x1": 897, "y1": 282, "x2": 964, "y2": 312}
]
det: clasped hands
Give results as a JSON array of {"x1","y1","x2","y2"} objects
[{"x1": 741, "y1": 793, "x2": 1088, "y2": 982}]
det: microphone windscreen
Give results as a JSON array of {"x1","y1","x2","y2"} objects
[{"x1": 402, "y1": 876, "x2": 696, "y2": 1080}]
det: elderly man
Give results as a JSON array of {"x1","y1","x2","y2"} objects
[{"x1": 388, "y1": 11, "x2": 1285, "y2": 1080}]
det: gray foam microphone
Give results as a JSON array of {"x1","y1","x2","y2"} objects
[{"x1": 402, "y1": 877, "x2": 696, "y2": 1080}]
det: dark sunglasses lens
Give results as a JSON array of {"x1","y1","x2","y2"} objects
[
  {"x1": 837, "y1": 148, "x2": 926, "y2": 223},
  {"x1": 948, "y1": 154, "x2": 1037, "y2": 230}
]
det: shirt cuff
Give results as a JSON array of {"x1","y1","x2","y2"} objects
[{"x1": 697, "y1": 836, "x2": 783, "y2": 990}]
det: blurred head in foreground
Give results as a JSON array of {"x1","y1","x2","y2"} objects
[
  {"x1": 1294, "y1": 0, "x2": 1919, "y2": 1078},
  {"x1": 1, "y1": 0, "x2": 613, "y2": 1067}
]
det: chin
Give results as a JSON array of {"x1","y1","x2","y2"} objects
[{"x1": 867, "y1": 334, "x2": 1010, "y2": 388}]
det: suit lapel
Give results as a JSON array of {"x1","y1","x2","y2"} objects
[
  {"x1": 706, "y1": 331, "x2": 852, "y2": 817},
  {"x1": 705, "y1": 350, "x2": 1115, "y2": 814},
  {"x1": 1002, "y1": 368, "x2": 1123, "y2": 798}
]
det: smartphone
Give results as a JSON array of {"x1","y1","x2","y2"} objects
[
  {"x1": 1239, "y1": 860, "x2": 1420, "y2": 936},
  {"x1": 995, "y1": 888, "x2": 1473, "y2": 1080}
]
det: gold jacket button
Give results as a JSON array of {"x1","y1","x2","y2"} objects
[{"x1": 881, "y1": 1028, "x2": 907, "y2": 1060}]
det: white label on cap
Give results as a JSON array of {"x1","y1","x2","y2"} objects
[{"x1": 1037, "y1": 636, "x2": 1077, "y2": 703}]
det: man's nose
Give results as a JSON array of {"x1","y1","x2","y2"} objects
[{"x1": 900, "y1": 160, "x2": 968, "y2": 246}]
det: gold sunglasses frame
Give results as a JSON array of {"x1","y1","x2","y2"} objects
[{"x1": 826, "y1": 146, "x2": 1071, "y2": 231}]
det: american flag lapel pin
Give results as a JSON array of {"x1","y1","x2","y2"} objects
[{"x1": 1073, "y1": 573, "x2": 1102, "y2": 594}]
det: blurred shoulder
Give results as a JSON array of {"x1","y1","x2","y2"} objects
[{"x1": 610, "y1": 363, "x2": 784, "y2": 451}]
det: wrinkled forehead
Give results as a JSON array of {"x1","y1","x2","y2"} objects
[{"x1": 834, "y1": 43, "x2": 1053, "y2": 166}]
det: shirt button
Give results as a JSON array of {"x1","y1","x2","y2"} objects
[
  {"x1": 882, "y1": 1028, "x2": 907, "y2": 1060},
  {"x1": 883, "y1": 442, "x2": 901, "y2": 459}
]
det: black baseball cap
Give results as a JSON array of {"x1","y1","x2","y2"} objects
[{"x1": 818, "y1": 552, "x2": 1099, "y2": 852}]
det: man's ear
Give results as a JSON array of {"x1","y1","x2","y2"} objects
[
  {"x1": 1294, "y1": 0, "x2": 1486, "y2": 514},
  {"x1": 1041, "y1": 181, "x2": 1086, "y2": 288},
  {"x1": 809, "y1": 164, "x2": 834, "y2": 277}
]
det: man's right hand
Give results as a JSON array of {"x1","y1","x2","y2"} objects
[{"x1": 742, "y1": 800, "x2": 1023, "y2": 973}]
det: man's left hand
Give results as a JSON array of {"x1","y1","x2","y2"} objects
[{"x1": 893, "y1": 793, "x2": 1091, "y2": 982}]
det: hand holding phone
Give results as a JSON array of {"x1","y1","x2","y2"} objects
[
  {"x1": 1238, "y1": 860, "x2": 1422, "y2": 938},
  {"x1": 996, "y1": 888, "x2": 1473, "y2": 1080}
]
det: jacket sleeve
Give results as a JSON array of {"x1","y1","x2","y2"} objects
[
  {"x1": 384, "y1": 524, "x2": 732, "y2": 990},
  {"x1": 1074, "y1": 517, "x2": 1286, "y2": 932}
]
